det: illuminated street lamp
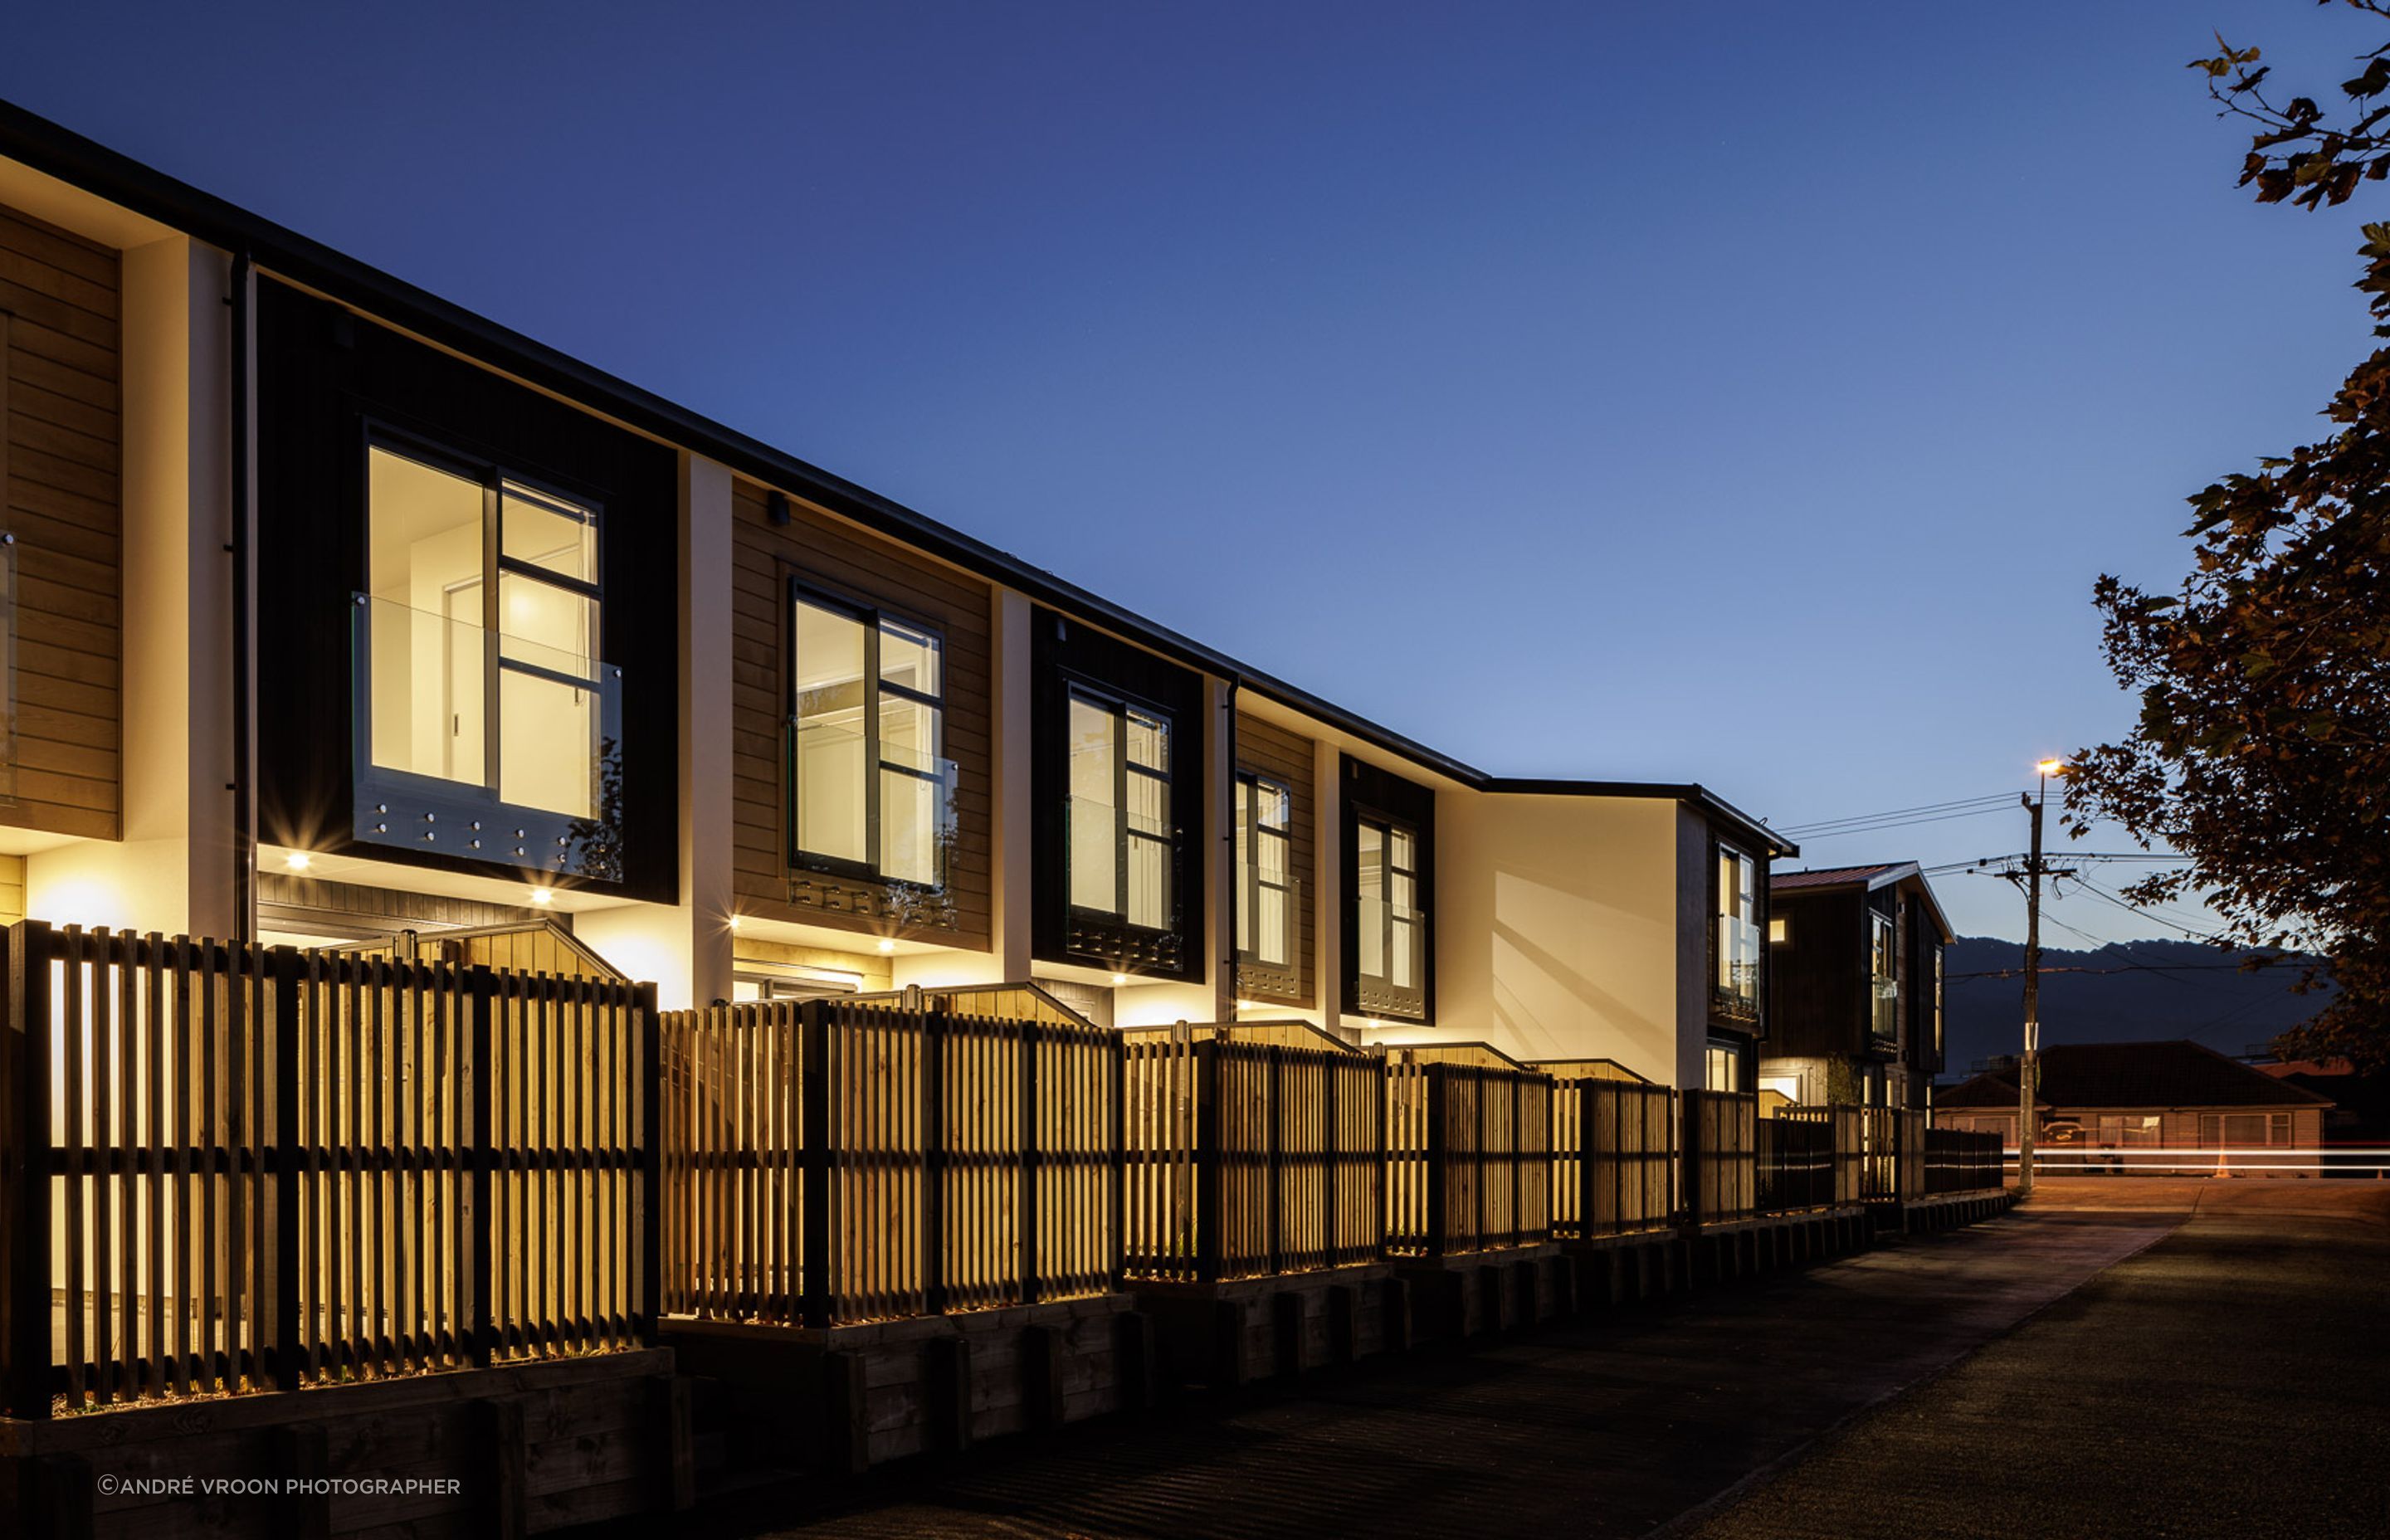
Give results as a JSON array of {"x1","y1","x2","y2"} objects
[{"x1": 2017, "y1": 758, "x2": 2068, "y2": 1196}]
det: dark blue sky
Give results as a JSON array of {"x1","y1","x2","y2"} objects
[{"x1": 7, "y1": 2, "x2": 2376, "y2": 939}]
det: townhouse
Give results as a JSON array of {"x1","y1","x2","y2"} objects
[
  {"x1": 1761, "y1": 862, "x2": 1950, "y2": 1109},
  {"x1": 0, "y1": 97, "x2": 1791, "y2": 1092}
]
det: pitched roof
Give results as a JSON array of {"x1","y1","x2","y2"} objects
[
  {"x1": 1770, "y1": 861, "x2": 1952, "y2": 941},
  {"x1": 1938, "y1": 1040, "x2": 2335, "y2": 1112},
  {"x1": 1773, "y1": 864, "x2": 1909, "y2": 892}
]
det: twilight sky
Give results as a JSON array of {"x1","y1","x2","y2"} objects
[{"x1": 4, "y1": 2, "x2": 2376, "y2": 942}]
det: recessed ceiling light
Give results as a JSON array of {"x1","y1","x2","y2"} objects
[
  {"x1": 283, "y1": 851, "x2": 312, "y2": 871},
  {"x1": 877, "y1": 938, "x2": 896, "y2": 953},
  {"x1": 727, "y1": 914, "x2": 742, "y2": 930},
  {"x1": 529, "y1": 888, "x2": 554, "y2": 905},
  {"x1": 1110, "y1": 972, "x2": 1129, "y2": 986}
]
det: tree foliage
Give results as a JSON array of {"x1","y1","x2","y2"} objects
[{"x1": 2065, "y1": 7, "x2": 2390, "y2": 1068}]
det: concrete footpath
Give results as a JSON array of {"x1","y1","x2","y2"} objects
[
  {"x1": 637, "y1": 1205, "x2": 2171, "y2": 1539},
  {"x1": 1684, "y1": 1180, "x2": 2390, "y2": 1540}
]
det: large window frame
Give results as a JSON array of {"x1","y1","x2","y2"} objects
[
  {"x1": 1065, "y1": 685, "x2": 1174, "y2": 933},
  {"x1": 1711, "y1": 841, "x2": 1762, "y2": 1022},
  {"x1": 1869, "y1": 910, "x2": 1899, "y2": 1047},
  {"x1": 1234, "y1": 772, "x2": 1297, "y2": 978},
  {"x1": 353, "y1": 426, "x2": 617, "y2": 873},
  {"x1": 1352, "y1": 809, "x2": 1425, "y2": 1016},
  {"x1": 787, "y1": 583, "x2": 951, "y2": 889}
]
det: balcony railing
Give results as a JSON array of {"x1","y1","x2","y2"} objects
[{"x1": 350, "y1": 592, "x2": 624, "y2": 879}]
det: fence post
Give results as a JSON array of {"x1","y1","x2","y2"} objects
[
  {"x1": 1321, "y1": 1048, "x2": 1340, "y2": 1265},
  {"x1": 1018, "y1": 1017, "x2": 1041, "y2": 1306},
  {"x1": 800, "y1": 1000, "x2": 831, "y2": 1329},
  {"x1": 637, "y1": 981, "x2": 663, "y2": 1347},
  {"x1": 271, "y1": 947, "x2": 303, "y2": 1391},
  {"x1": 1106, "y1": 1029, "x2": 1126, "y2": 1293},
  {"x1": 466, "y1": 966, "x2": 496, "y2": 1368},
  {"x1": 1680, "y1": 1089, "x2": 1702, "y2": 1231},
  {"x1": 1424, "y1": 1065, "x2": 1448, "y2": 1260},
  {"x1": 922, "y1": 1002, "x2": 948, "y2": 1317},
  {"x1": 2, "y1": 922, "x2": 51, "y2": 1418},
  {"x1": 1578, "y1": 1083, "x2": 1599, "y2": 1241},
  {"x1": 1266, "y1": 1045, "x2": 1285, "y2": 1275},
  {"x1": 1194, "y1": 1037, "x2": 1221, "y2": 1282}
]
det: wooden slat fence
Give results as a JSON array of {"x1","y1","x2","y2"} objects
[
  {"x1": 1681, "y1": 1089, "x2": 1757, "y2": 1226},
  {"x1": 661, "y1": 994, "x2": 1122, "y2": 1328},
  {"x1": 1552, "y1": 1075, "x2": 1675, "y2": 1239},
  {"x1": 1119, "y1": 1024, "x2": 1382, "y2": 1283},
  {"x1": 1755, "y1": 1114, "x2": 1835, "y2": 1213},
  {"x1": 1923, "y1": 1125, "x2": 2005, "y2": 1194},
  {"x1": 1386, "y1": 1059, "x2": 1553, "y2": 1258},
  {"x1": 1857, "y1": 1107, "x2": 1928, "y2": 1205},
  {"x1": 1778, "y1": 1104, "x2": 1863, "y2": 1206},
  {"x1": 0, "y1": 921, "x2": 658, "y2": 1420}
]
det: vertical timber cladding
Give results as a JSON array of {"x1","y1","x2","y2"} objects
[
  {"x1": 1232, "y1": 709, "x2": 1313, "y2": 1006},
  {"x1": 0, "y1": 200, "x2": 121, "y2": 841},
  {"x1": 1339, "y1": 752, "x2": 1434, "y2": 1023},
  {"x1": 729, "y1": 477, "x2": 993, "y2": 946},
  {"x1": 252, "y1": 281, "x2": 680, "y2": 900},
  {"x1": 1029, "y1": 605, "x2": 1207, "y2": 982}
]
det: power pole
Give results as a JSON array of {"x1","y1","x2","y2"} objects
[
  {"x1": 2007, "y1": 763, "x2": 2076, "y2": 1197},
  {"x1": 2018, "y1": 787, "x2": 2044, "y2": 1197}
]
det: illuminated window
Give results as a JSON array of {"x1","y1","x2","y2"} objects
[
  {"x1": 1066, "y1": 688, "x2": 1171, "y2": 928},
  {"x1": 1705, "y1": 1037, "x2": 1744, "y2": 1092},
  {"x1": 1768, "y1": 916, "x2": 1788, "y2": 944},
  {"x1": 1870, "y1": 912, "x2": 1898, "y2": 1045},
  {"x1": 790, "y1": 591, "x2": 951, "y2": 886},
  {"x1": 1235, "y1": 773, "x2": 1295, "y2": 970},
  {"x1": 1355, "y1": 814, "x2": 1422, "y2": 995},
  {"x1": 1713, "y1": 844, "x2": 1761, "y2": 1017},
  {"x1": 362, "y1": 439, "x2": 607, "y2": 824}
]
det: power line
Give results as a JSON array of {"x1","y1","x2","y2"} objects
[{"x1": 1777, "y1": 792, "x2": 2021, "y2": 839}]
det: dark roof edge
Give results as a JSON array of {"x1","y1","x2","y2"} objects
[
  {"x1": 1479, "y1": 779, "x2": 1797, "y2": 858},
  {"x1": 0, "y1": 97, "x2": 1495, "y2": 787},
  {"x1": 1774, "y1": 860, "x2": 1953, "y2": 940}
]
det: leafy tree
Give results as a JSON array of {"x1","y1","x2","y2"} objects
[{"x1": 2065, "y1": 7, "x2": 2390, "y2": 1068}]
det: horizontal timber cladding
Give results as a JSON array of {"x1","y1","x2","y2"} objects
[
  {"x1": 1232, "y1": 711, "x2": 1314, "y2": 1006},
  {"x1": 0, "y1": 201, "x2": 121, "y2": 841},
  {"x1": 252, "y1": 280, "x2": 681, "y2": 902},
  {"x1": 729, "y1": 477, "x2": 993, "y2": 948},
  {"x1": 1031, "y1": 606, "x2": 1209, "y2": 982}
]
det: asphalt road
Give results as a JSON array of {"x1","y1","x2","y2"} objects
[
  {"x1": 1683, "y1": 1180, "x2": 2390, "y2": 1540},
  {"x1": 627, "y1": 1182, "x2": 2386, "y2": 1540},
  {"x1": 656, "y1": 1203, "x2": 2170, "y2": 1539}
]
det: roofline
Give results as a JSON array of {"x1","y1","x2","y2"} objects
[
  {"x1": 1773, "y1": 860, "x2": 1952, "y2": 940},
  {"x1": 1478, "y1": 779, "x2": 1797, "y2": 858},
  {"x1": 0, "y1": 97, "x2": 1499, "y2": 788}
]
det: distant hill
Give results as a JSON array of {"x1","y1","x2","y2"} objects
[{"x1": 1940, "y1": 937, "x2": 2331, "y2": 1075}]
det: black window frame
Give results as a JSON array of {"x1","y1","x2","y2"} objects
[
  {"x1": 1234, "y1": 771, "x2": 1297, "y2": 976},
  {"x1": 1710, "y1": 838, "x2": 1763, "y2": 1024},
  {"x1": 785, "y1": 580, "x2": 949, "y2": 890},
  {"x1": 1064, "y1": 683, "x2": 1175, "y2": 933},
  {"x1": 1352, "y1": 807, "x2": 1426, "y2": 1015},
  {"x1": 351, "y1": 422, "x2": 616, "y2": 870}
]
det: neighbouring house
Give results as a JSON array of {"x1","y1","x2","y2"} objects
[
  {"x1": 1759, "y1": 862, "x2": 1949, "y2": 1109},
  {"x1": 0, "y1": 95, "x2": 1794, "y2": 1089},
  {"x1": 1936, "y1": 1040, "x2": 2334, "y2": 1155}
]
